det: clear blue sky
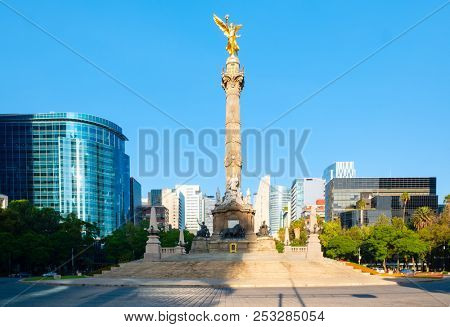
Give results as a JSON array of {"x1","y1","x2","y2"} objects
[{"x1": 1, "y1": 1, "x2": 449, "y2": 201}]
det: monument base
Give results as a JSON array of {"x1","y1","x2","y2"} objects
[
  {"x1": 207, "y1": 237, "x2": 276, "y2": 253},
  {"x1": 190, "y1": 237, "x2": 210, "y2": 253},
  {"x1": 143, "y1": 234, "x2": 161, "y2": 262}
]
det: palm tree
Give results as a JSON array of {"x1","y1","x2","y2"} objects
[
  {"x1": 400, "y1": 192, "x2": 410, "y2": 223},
  {"x1": 445, "y1": 194, "x2": 450, "y2": 206},
  {"x1": 356, "y1": 199, "x2": 366, "y2": 227},
  {"x1": 412, "y1": 207, "x2": 435, "y2": 230}
]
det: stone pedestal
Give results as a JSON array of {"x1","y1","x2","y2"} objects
[
  {"x1": 256, "y1": 237, "x2": 277, "y2": 252},
  {"x1": 306, "y1": 233, "x2": 324, "y2": 261},
  {"x1": 210, "y1": 200, "x2": 256, "y2": 241},
  {"x1": 191, "y1": 237, "x2": 209, "y2": 253},
  {"x1": 144, "y1": 234, "x2": 161, "y2": 262}
]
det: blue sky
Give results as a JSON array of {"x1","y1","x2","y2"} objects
[{"x1": 0, "y1": 1, "x2": 449, "y2": 201}]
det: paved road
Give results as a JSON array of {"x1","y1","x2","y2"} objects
[{"x1": 1, "y1": 278, "x2": 449, "y2": 307}]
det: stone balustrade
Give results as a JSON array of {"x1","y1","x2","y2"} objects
[
  {"x1": 285, "y1": 246, "x2": 308, "y2": 253},
  {"x1": 161, "y1": 246, "x2": 185, "y2": 258}
]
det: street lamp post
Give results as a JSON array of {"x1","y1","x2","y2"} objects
[{"x1": 443, "y1": 244, "x2": 446, "y2": 272}]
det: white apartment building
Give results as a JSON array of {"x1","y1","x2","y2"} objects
[
  {"x1": 161, "y1": 188, "x2": 184, "y2": 229},
  {"x1": 253, "y1": 175, "x2": 270, "y2": 233},
  {"x1": 175, "y1": 184, "x2": 203, "y2": 233},
  {"x1": 202, "y1": 195, "x2": 216, "y2": 232}
]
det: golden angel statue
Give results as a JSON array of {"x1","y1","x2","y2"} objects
[{"x1": 213, "y1": 14, "x2": 242, "y2": 56}]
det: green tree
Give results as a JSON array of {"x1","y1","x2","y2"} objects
[
  {"x1": 363, "y1": 217, "x2": 397, "y2": 271},
  {"x1": 356, "y1": 199, "x2": 366, "y2": 227},
  {"x1": 361, "y1": 238, "x2": 388, "y2": 271},
  {"x1": 103, "y1": 222, "x2": 148, "y2": 263},
  {"x1": 326, "y1": 235, "x2": 359, "y2": 260},
  {"x1": 419, "y1": 210, "x2": 450, "y2": 270},
  {"x1": 393, "y1": 230, "x2": 428, "y2": 270},
  {"x1": 412, "y1": 207, "x2": 435, "y2": 231},
  {"x1": 445, "y1": 194, "x2": 450, "y2": 206},
  {"x1": 0, "y1": 201, "x2": 97, "y2": 275},
  {"x1": 400, "y1": 192, "x2": 410, "y2": 223},
  {"x1": 277, "y1": 227, "x2": 286, "y2": 243},
  {"x1": 319, "y1": 219, "x2": 342, "y2": 249},
  {"x1": 391, "y1": 217, "x2": 407, "y2": 231}
]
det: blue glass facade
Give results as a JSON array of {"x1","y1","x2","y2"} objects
[
  {"x1": 0, "y1": 113, "x2": 130, "y2": 236},
  {"x1": 269, "y1": 185, "x2": 290, "y2": 235}
]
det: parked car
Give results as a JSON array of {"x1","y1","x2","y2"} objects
[
  {"x1": 11, "y1": 272, "x2": 31, "y2": 278},
  {"x1": 400, "y1": 269, "x2": 414, "y2": 275},
  {"x1": 374, "y1": 267, "x2": 385, "y2": 273},
  {"x1": 42, "y1": 272, "x2": 57, "y2": 278}
]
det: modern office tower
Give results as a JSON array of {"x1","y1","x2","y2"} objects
[
  {"x1": 161, "y1": 188, "x2": 184, "y2": 229},
  {"x1": 322, "y1": 162, "x2": 356, "y2": 183},
  {"x1": 253, "y1": 175, "x2": 270, "y2": 233},
  {"x1": 149, "y1": 189, "x2": 162, "y2": 206},
  {"x1": 129, "y1": 177, "x2": 142, "y2": 225},
  {"x1": 290, "y1": 178, "x2": 325, "y2": 221},
  {"x1": 269, "y1": 185, "x2": 290, "y2": 236},
  {"x1": 325, "y1": 177, "x2": 438, "y2": 224},
  {"x1": 0, "y1": 194, "x2": 8, "y2": 209},
  {"x1": 175, "y1": 184, "x2": 203, "y2": 233},
  {"x1": 202, "y1": 195, "x2": 216, "y2": 232},
  {"x1": 0, "y1": 113, "x2": 130, "y2": 236}
]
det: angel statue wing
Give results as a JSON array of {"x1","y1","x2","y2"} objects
[
  {"x1": 234, "y1": 24, "x2": 243, "y2": 34},
  {"x1": 213, "y1": 14, "x2": 229, "y2": 37}
]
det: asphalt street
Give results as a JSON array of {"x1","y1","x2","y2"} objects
[{"x1": 1, "y1": 277, "x2": 449, "y2": 307}]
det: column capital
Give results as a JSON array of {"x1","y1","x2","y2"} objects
[{"x1": 222, "y1": 56, "x2": 245, "y2": 94}]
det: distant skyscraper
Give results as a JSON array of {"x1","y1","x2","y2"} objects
[
  {"x1": 202, "y1": 195, "x2": 216, "y2": 232},
  {"x1": 175, "y1": 185, "x2": 203, "y2": 233},
  {"x1": 253, "y1": 175, "x2": 270, "y2": 233},
  {"x1": 269, "y1": 185, "x2": 290, "y2": 236},
  {"x1": 0, "y1": 113, "x2": 130, "y2": 236},
  {"x1": 161, "y1": 188, "x2": 184, "y2": 229},
  {"x1": 290, "y1": 178, "x2": 325, "y2": 221},
  {"x1": 323, "y1": 162, "x2": 356, "y2": 183},
  {"x1": 149, "y1": 189, "x2": 162, "y2": 206},
  {"x1": 129, "y1": 177, "x2": 142, "y2": 225}
]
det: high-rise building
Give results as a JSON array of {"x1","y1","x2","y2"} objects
[
  {"x1": 325, "y1": 177, "x2": 438, "y2": 223},
  {"x1": 290, "y1": 178, "x2": 325, "y2": 221},
  {"x1": 0, "y1": 194, "x2": 8, "y2": 209},
  {"x1": 0, "y1": 113, "x2": 130, "y2": 236},
  {"x1": 175, "y1": 185, "x2": 203, "y2": 233},
  {"x1": 269, "y1": 185, "x2": 290, "y2": 235},
  {"x1": 202, "y1": 195, "x2": 216, "y2": 232},
  {"x1": 253, "y1": 175, "x2": 270, "y2": 233},
  {"x1": 129, "y1": 177, "x2": 142, "y2": 225},
  {"x1": 161, "y1": 188, "x2": 184, "y2": 229},
  {"x1": 323, "y1": 162, "x2": 356, "y2": 183},
  {"x1": 149, "y1": 189, "x2": 162, "y2": 206}
]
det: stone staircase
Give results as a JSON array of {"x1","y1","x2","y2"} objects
[{"x1": 95, "y1": 253, "x2": 391, "y2": 286}]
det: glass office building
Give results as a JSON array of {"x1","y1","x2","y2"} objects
[
  {"x1": 0, "y1": 113, "x2": 130, "y2": 236},
  {"x1": 130, "y1": 177, "x2": 142, "y2": 225},
  {"x1": 149, "y1": 189, "x2": 162, "y2": 206},
  {"x1": 269, "y1": 185, "x2": 290, "y2": 235},
  {"x1": 325, "y1": 177, "x2": 437, "y2": 221}
]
